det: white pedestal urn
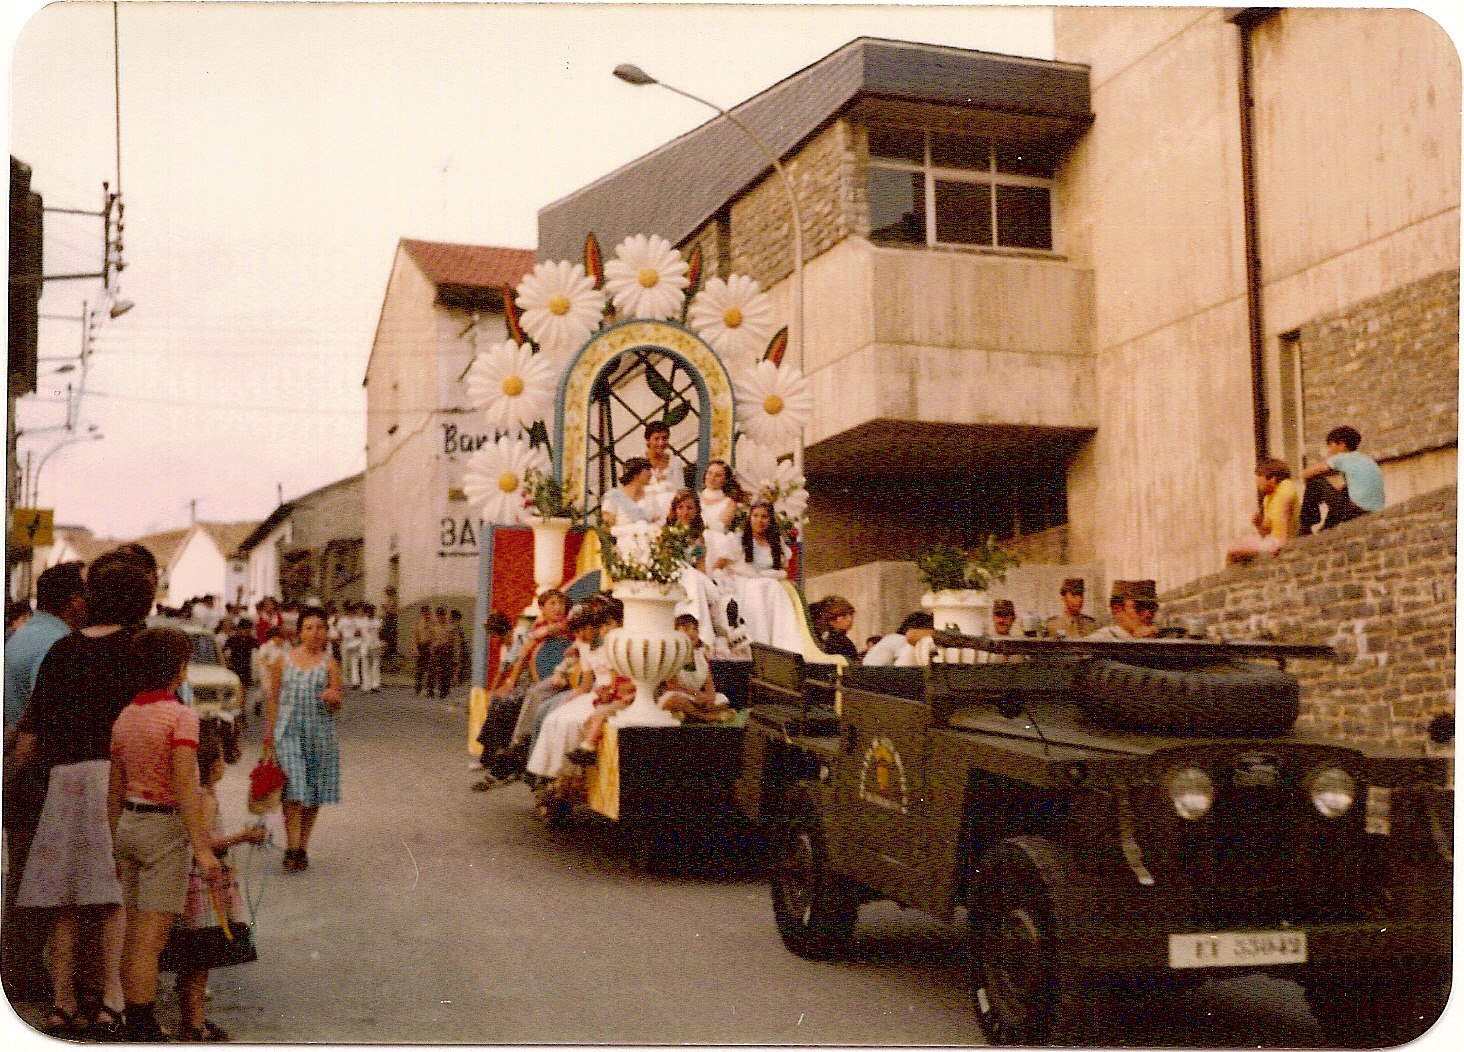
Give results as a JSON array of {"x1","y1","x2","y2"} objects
[
  {"x1": 525, "y1": 515, "x2": 574, "y2": 613},
  {"x1": 921, "y1": 589, "x2": 994, "y2": 664},
  {"x1": 606, "y1": 580, "x2": 691, "y2": 728}
]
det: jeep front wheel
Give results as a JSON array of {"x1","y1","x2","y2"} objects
[
  {"x1": 969, "y1": 837, "x2": 1099, "y2": 1046},
  {"x1": 769, "y1": 786, "x2": 857, "y2": 960}
]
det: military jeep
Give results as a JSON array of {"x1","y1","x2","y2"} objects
[{"x1": 733, "y1": 635, "x2": 1453, "y2": 1047}]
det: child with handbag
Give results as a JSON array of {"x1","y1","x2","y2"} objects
[{"x1": 159, "y1": 724, "x2": 265, "y2": 1041}]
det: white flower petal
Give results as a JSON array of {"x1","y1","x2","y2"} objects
[
  {"x1": 733, "y1": 359, "x2": 813, "y2": 450},
  {"x1": 516, "y1": 260, "x2": 606, "y2": 362},
  {"x1": 461, "y1": 437, "x2": 551, "y2": 525},
  {"x1": 687, "y1": 274, "x2": 776, "y2": 363},
  {"x1": 603, "y1": 233, "x2": 689, "y2": 321},
  {"x1": 465, "y1": 340, "x2": 558, "y2": 434}
]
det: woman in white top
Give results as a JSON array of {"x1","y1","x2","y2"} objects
[
  {"x1": 698, "y1": 459, "x2": 747, "y2": 536},
  {"x1": 665, "y1": 490, "x2": 731, "y2": 648},
  {"x1": 359, "y1": 603, "x2": 383, "y2": 692},
  {"x1": 337, "y1": 602, "x2": 364, "y2": 689},
  {"x1": 722, "y1": 501, "x2": 804, "y2": 652},
  {"x1": 599, "y1": 457, "x2": 655, "y2": 527}
]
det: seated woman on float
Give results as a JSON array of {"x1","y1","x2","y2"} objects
[
  {"x1": 698, "y1": 459, "x2": 748, "y2": 536},
  {"x1": 664, "y1": 489, "x2": 735, "y2": 652},
  {"x1": 711, "y1": 499, "x2": 805, "y2": 653},
  {"x1": 599, "y1": 457, "x2": 656, "y2": 527}
]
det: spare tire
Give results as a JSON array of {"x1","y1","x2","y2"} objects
[{"x1": 1073, "y1": 659, "x2": 1299, "y2": 734}]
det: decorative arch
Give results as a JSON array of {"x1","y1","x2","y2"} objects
[{"x1": 552, "y1": 319, "x2": 736, "y2": 509}]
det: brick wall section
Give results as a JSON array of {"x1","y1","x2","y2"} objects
[
  {"x1": 1163, "y1": 486, "x2": 1456, "y2": 750},
  {"x1": 729, "y1": 121, "x2": 858, "y2": 289},
  {"x1": 1005, "y1": 524, "x2": 1070, "y2": 566},
  {"x1": 1300, "y1": 269, "x2": 1459, "y2": 462}
]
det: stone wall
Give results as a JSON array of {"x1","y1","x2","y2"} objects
[
  {"x1": 729, "y1": 120, "x2": 858, "y2": 290},
  {"x1": 1005, "y1": 524, "x2": 1071, "y2": 566},
  {"x1": 1299, "y1": 269, "x2": 1459, "y2": 463},
  {"x1": 1163, "y1": 486, "x2": 1456, "y2": 750}
]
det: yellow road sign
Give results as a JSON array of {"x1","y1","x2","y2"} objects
[{"x1": 11, "y1": 507, "x2": 54, "y2": 549}]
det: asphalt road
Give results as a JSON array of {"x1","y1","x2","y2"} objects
[{"x1": 3, "y1": 680, "x2": 1401, "y2": 1047}]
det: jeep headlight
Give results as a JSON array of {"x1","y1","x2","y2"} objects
[
  {"x1": 1307, "y1": 766, "x2": 1356, "y2": 818},
  {"x1": 1166, "y1": 766, "x2": 1215, "y2": 820}
]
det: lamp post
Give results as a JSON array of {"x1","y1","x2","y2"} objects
[
  {"x1": 612, "y1": 63, "x2": 807, "y2": 474},
  {"x1": 29, "y1": 430, "x2": 104, "y2": 511}
]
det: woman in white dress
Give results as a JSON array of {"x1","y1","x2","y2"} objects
[
  {"x1": 722, "y1": 501, "x2": 804, "y2": 652},
  {"x1": 525, "y1": 607, "x2": 617, "y2": 784},
  {"x1": 664, "y1": 489, "x2": 731, "y2": 648},
  {"x1": 698, "y1": 459, "x2": 747, "y2": 536},
  {"x1": 599, "y1": 457, "x2": 655, "y2": 527}
]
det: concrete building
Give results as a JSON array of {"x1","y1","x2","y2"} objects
[
  {"x1": 362, "y1": 239, "x2": 537, "y2": 648},
  {"x1": 235, "y1": 472, "x2": 365, "y2": 609},
  {"x1": 539, "y1": 15, "x2": 1458, "y2": 636}
]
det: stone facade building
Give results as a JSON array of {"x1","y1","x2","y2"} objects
[
  {"x1": 235, "y1": 473, "x2": 364, "y2": 610},
  {"x1": 538, "y1": 13, "x2": 1458, "y2": 658},
  {"x1": 361, "y1": 239, "x2": 537, "y2": 652}
]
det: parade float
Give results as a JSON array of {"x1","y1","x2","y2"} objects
[{"x1": 460, "y1": 232, "x2": 837, "y2": 824}]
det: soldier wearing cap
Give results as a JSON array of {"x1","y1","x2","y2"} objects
[
  {"x1": 1043, "y1": 578, "x2": 1099, "y2": 638},
  {"x1": 979, "y1": 598, "x2": 1025, "y2": 664},
  {"x1": 1085, "y1": 580, "x2": 1161, "y2": 640}
]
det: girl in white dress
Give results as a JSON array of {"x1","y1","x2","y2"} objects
[
  {"x1": 723, "y1": 501, "x2": 804, "y2": 652},
  {"x1": 698, "y1": 459, "x2": 747, "y2": 536},
  {"x1": 665, "y1": 489, "x2": 731, "y2": 648}
]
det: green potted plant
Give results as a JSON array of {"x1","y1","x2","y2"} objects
[{"x1": 916, "y1": 536, "x2": 1020, "y2": 641}]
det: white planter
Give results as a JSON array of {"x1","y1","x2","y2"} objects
[
  {"x1": 921, "y1": 589, "x2": 994, "y2": 664},
  {"x1": 606, "y1": 581, "x2": 690, "y2": 728},
  {"x1": 526, "y1": 515, "x2": 574, "y2": 610}
]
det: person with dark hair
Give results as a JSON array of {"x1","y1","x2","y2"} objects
[
  {"x1": 1228, "y1": 457, "x2": 1301, "y2": 563},
  {"x1": 1043, "y1": 578, "x2": 1098, "y2": 639},
  {"x1": 812, "y1": 596, "x2": 860, "y2": 663},
  {"x1": 6, "y1": 555, "x2": 157, "y2": 1037},
  {"x1": 864, "y1": 611, "x2": 935, "y2": 666},
  {"x1": 1300, "y1": 425, "x2": 1385, "y2": 533},
  {"x1": 599, "y1": 456, "x2": 656, "y2": 526},
  {"x1": 108, "y1": 627, "x2": 220, "y2": 1042},
  {"x1": 413, "y1": 604, "x2": 434, "y2": 695},
  {"x1": 1086, "y1": 580, "x2": 1162, "y2": 641},
  {"x1": 157, "y1": 720, "x2": 262, "y2": 1042},
  {"x1": 6, "y1": 598, "x2": 33, "y2": 639},
  {"x1": 699, "y1": 458, "x2": 749, "y2": 535},
  {"x1": 719, "y1": 501, "x2": 802, "y2": 651},
  {"x1": 429, "y1": 607, "x2": 456, "y2": 699},
  {"x1": 641, "y1": 419, "x2": 688, "y2": 520},
  {"x1": 263, "y1": 606, "x2": 344, "y2": 872}
]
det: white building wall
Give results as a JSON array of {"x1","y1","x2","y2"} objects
[{"x1": 165, "y1": 528, "x2": 228, "y2": 608}]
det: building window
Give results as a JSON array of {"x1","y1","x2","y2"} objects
[{"x1": 866, "y1": 126, "x2": 1055, "y2": 252}]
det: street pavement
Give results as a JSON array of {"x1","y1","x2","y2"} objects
[{"x1": 6, "y1": 680, "x2": 1338, "y2": 1047}]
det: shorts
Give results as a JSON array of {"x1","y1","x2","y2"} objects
[{"x1": 114, "y1": 809, "x2": 192, "y2": 914}]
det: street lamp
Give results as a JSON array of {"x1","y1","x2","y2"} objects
[
  {"x1": 29, "y1": 430, "x2": 105, "y2": 510},
  {"x1": 613, "y1": 63, "x2": 807, "y2": 474}
]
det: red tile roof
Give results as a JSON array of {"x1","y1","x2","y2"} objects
[{"x1": 400, "y1": 239, "x2": 537, "y2": 292}]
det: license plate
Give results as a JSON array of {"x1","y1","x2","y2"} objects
[{"x1": 1168, "y1": 930, "x2": 1307, "y2": 968}]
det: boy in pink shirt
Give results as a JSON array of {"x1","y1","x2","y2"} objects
[{"x1": 109, "y1": 628, "x2": 221, "y2": 1041}]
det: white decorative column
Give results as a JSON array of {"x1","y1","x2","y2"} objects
[
  {"x1": 525, "y1": 515, "x2": 574, "y2": 614},
  {"x1": 606, "y1": 580, "x2": 690, "y2": 728},
  {"x1": 921, "y1": 589, "x2": 995, "y2": 664}
]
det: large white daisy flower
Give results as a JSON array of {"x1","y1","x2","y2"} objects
[
  {"x1": 687, "y1": 274, "x2": 776, "y2": 362},
  {"x1": 461, "y1": 437, "x2": 550, "y2": 526},
  {"x1": 516, "y1": 260, "x2": 605, "y2": 364},
  {"x1": 733, "y1": 359, "x2": 813, "y2": 451},
  {"x1": 603, "y1": 234, "x2": 689, "y2": 321},
  {"x1": 465, "y1": 339, "x2": 558, "y2": 435}
]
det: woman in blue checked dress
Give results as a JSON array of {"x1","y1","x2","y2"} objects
[{"x1": 263, "y1": 607, "x2": 343, "y2": 873}]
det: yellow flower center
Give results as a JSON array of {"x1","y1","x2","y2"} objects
[
  {"x1": 497, "y1": 472, "x2": 520, "y2": 493},
  {"x1": 547, "y1": 294, "x2": 570, "y2": 316},
  {"x1": 637, "y1": 266, "x2": 661, "y2": 289},
  {"x1": 501, "y1": 375, "x2": 525, "y2": 398},
  {"x1": 722, "y1": 306, "x2": 743, "y2": 329},
  {"x1": 763, "y1": 394, "x2": 785, "y2": 416}
]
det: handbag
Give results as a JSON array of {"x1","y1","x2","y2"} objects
[{"x1": 247, "y1": 749, "x2": 286, "y2": 816}]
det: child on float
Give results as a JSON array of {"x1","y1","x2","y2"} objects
[
  {"x1": 524, "y1": 598, "x2": 622, "y2": 792},
  {"x1": 653, "y1": 614, "x2": 733, "y2": 723},
  {"x1": 159, "y1": 722, "x2": 264, "y2": 1042}
]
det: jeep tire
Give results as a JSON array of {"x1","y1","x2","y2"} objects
[
  {"x1": 969, "y1": 836, "x2": 1103, "y2": 1046},
  {"x1": 769, "y1": 785, "x2": 858, "y2": 960},
  {"x1": 1074, "y1": 659, "x2": 1300, "y2": 734},
  {"x1": 1303, "y1": 970, "x2": 1452, "y2": 1048}
]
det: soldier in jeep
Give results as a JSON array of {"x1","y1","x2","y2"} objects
[{"x1": 1085, "y1": 579, "x2": 1161, "y2": 640}]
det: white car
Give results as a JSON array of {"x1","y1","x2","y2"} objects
[{"x1": 178, "y1": 625, "x2": 245, "y2": 723}]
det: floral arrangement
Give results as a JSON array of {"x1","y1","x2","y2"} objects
[
  {"x1": 602, "y1": 519, "x2": 692, "y2": 586},
  {"x1": 461, "y1": 230, "x2": 815, "y2": 531},
  {"x1": 521, "y1": 466, "x2": 583, "y2": 523},
  {"x1": 916, "y1": 536, "x2": 1020, "y2": 594}
]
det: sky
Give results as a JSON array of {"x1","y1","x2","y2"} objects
[{"x1": 4, "y1": 0, "x2": 1057, "y2": 540}]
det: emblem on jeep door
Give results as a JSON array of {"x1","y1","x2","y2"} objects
[{"x1": 858, "y1": 737, "x2": 909, "y2": 814}]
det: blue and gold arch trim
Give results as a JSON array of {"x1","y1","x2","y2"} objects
[{"x1": 552, "y1": 319, "x2": 735, "y2": 508}]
